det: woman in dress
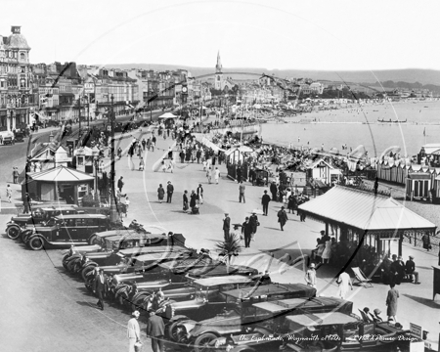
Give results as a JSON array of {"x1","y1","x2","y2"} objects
[
  {"x1": 157, "y1": 184, "x2": 165, "y2": 203},
  {"x1": 386, "y1": 283, "x2": 399, "y2": 322},
  {"x1": 321, "y1": 239, "x2": 332, "y2": 264},
  {"x1": 287, "y1": 194, "x2": 297, "y2": 214}
]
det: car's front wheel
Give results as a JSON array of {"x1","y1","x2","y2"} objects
[
  {"x1": 193, "y1": 333, "x2": 218, "y2": 352},
  {"x1": 28, "y1": 236, "x2": 45, "y2": 251},
  {"x1": 88, "y1": 234, "x2": 99, "y2": 245},
  {"x1": 6, "y1": 225, "x2": 21, "y2": 240}
]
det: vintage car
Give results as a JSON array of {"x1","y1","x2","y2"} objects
[
  {"x1": 174, "y1": 284, "x2": 322, "y2": 350},
  {"x1": 281, "y1": 312, "x2": 410, "y2": 352},
  {"x1": 111, "y1": 256, "x2": 258, "y2": 307},
  {"x1": 195, "y1": 298, "x2": 352, "y2": 352},
  {"x1": 13, "y1": 130, "x2": 25, "y2": 142},
  {"x1": 22, "y1": 214, "x2": 110, "y2": 250},
  {"x1": 1, "y1": 130, "x2": 15, "y2": 145},
  {"x1": 6, "y1": 205, "x2": 79, "y2": 240}
]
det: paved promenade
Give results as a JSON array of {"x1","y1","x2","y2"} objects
[{"x1": 0, "y1": 127, "x2": 439, "y2": 351}]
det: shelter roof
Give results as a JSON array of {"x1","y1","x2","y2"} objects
[
  {"x1": 298, "y1": 185, "x2": 435, "y2": 231},
  {"x1": 307, "y1": 158, "x2": 335, "y2": 170},
  {"x1": 421, "y1": 144, "x2": 440, "y2": 155},
  {"x1": 27, "y1": 165, "x2": 94, "y2": 182}
]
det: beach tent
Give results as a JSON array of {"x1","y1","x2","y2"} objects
[{"x1": 159, "y1": 112, "x2": 177, "y2": 119}]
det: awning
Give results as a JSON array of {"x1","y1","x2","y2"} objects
[
  {"x1": 27, "y1": 165, "x2": 94, "y2": 182},
  {"x1": 59, "y1": 92, "x2": 75, "y2": 97},
  {"x1": 298, "y1": 185, "x2": 436, "y2": 232}
]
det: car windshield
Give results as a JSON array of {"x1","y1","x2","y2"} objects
[{"x1": 45, "y1": 218, "x2": 56, "y2": 226}]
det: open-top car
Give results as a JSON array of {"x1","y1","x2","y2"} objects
[
  {"x1": 6, "y1": 205, "x2": 79, "y2": 240},
  {"x1": 22, "y1": 214, "x2": 110, "y2": 250},
  {"x1": 173, "y1": 284, "x2": 322, "y2": 350}
]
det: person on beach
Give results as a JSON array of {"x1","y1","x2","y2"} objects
[{"x1": 206, "y1": 167, "x2": 212, "y2": 184}]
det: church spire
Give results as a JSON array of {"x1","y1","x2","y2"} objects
[{"x1": 215, "y1": 51, "x2": 222, "y2": 73}]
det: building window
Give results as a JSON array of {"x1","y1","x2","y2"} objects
[
  {"x1": 0, "y1": 80, "x2": 5, "y2": 88},
  {"x1": 20, "y1": 52, "x2": 25, "y2": 61}
]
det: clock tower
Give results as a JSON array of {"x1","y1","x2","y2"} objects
[{"x1": 214, "y1": 51, "x2": 223, "y2": 90}]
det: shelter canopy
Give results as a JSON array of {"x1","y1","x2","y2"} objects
[
  {"x1": 27, "y1": 165, "x2": 94, "y2": 182},
  {"x1": 298, "y1": 186, "x2": 436, "y2": 232}
]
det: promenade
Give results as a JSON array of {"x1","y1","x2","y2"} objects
[{"x1": 0, "y1": 125, "x2": 439, "y2": 351}]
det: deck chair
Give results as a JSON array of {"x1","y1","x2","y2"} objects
[{"x1": 351, "y1": 267, "x2": 373, "y2": 288}]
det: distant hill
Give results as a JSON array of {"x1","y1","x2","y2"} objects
[{"x1": 105, "y1": 63, "x2": 440, "y2": 86}]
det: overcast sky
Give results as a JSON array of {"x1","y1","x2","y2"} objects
[{"x1": 4, "y1": 0, "x2": 440, "y2": 72}]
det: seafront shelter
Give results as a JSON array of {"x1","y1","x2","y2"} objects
[
  {"x1": 22, "y1": 165, "x2": 94, "y2": 204},
  {"x1": 298, "y1": 186, "x2": 436, "y2": 257}
]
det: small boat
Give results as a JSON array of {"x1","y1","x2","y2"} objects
[{"x1": 377, "y1": 118, "x2": 407, "y2": 123}]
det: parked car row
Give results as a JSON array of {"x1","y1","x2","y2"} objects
[{"x1": 59, "y1": 229, "x2": 414, "y2": 352}]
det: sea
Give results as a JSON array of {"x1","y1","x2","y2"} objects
[{"x1": 261, "y1": 100, "x2": 440, "y2": 158}]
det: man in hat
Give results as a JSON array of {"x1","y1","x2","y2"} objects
[
  {"x1": 261, "y1": 190, "x2": 271, "y2": 216},
  {"x1": 127, "y1": 310, "x2": 141, "y2": 352},
  {"x1": 94, "y1": 268, "x2": 106, "y2": 310},
  {"x1": 223, "y1": 213, "x2": 231, "y2": 240},
  {"x1": 305, "y1": 263, "x2": 317, "y2": 288},
  {"x1": 277, "y1": 206, "x2": 288, "y2": 231},
  {"x1": 405, "y1": 255, "x2": 420, "y2": 284},
  {"x1": 242, "y1": 217, "x2": 253, "y2": 248},
  {"x1": 390, "y1": 254, "x2": 405, "y2": 285},
  {"x1": 146, "y1": 310, "x2": 165, "y2": 352},
  {"x1": 166, "y1": 181, "x2": 174, "y2": 203},
  {"x1": 249, "y1": 211, "x2": 259, "y2": 239}
]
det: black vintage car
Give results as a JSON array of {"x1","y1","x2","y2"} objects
[
  {"x1": 22, "y1": 214, "x2": 110, "y2": 250},
  {"x1": 5, "y1": 205, "x2": 79, "y2": 240},
  {"x1": 187, "y1": 296, "x2": 352, "y2": 352}
]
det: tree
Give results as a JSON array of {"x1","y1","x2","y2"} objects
[{"x1": 216, "y1": 234, "x2": 242, "y2": 272}]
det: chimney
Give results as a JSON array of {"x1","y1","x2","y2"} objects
[{"x1": 11, "y1": 26, "x2": 21, "y2": 34}]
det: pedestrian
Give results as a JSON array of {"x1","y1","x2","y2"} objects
[
  {"x1": 261, "y1": 190, "x2": 271, "y2": 216},
  {"x1": 167, "y1": 159, "x2": 174, "y2": 173},
  {"x1": 183, "y1": 190, "x2": 189, "y2": 212},
  {"x1": 214, "y1": 167, "x2": 220, "y2": 184},
  {"x1": 190, "y1": 190, "x2": 198, "y2": 214},
  {"x1": 321, "y1": 238, "x2": 332, "y2": 264},
  {"x1": 6, "y1": 184, "x2": 12, "y2": 203},
  {"x1": 249, "y1": 212, "x2": 259, "y2": 240},
  {"x1": 127, "y1": 311, "x2": 141, "y2": 352},
  {"x1": 238, "y1": 181, "x2": 246, "y2": 203},
  {"x1": 336, "y1": 271, "x2": 353, "y2": 299},
  {"x1": 23, "y1": 192, "x2": 31, "y2": 214},
  {"x1": 124, "y1": 196, "x2": 130, "y2": 216},
  {"x1": 277, "y1": 206, "x2": 288, "y2": 231},
  {"x1": 242, "y1": 217, "x2": 252, "y2": 248},
  {"x1": 166, "y1": 181, "x2": 174, "y2": 203},
  {"x1": 118, "y1": 176, "x2": 124, "y2": 192},
  {"x1": 389, "y1": 254, "x2": 405, "y2": 285},
  {"x1": 422, "y1": 233, "x2": 431, "y2": 251},
  {"x1": 93, "y1": 268, "x2": 106, "y2": 310},
  {"x1": 146, "y1": 310, "x2": 165, "y2": 352},
  {"x1": 405, "y1": 255, "x2": 420, "y2": 284},
  {"x1": 196, "y1": 149, "x2": 201, "y2": 163},
  {"x1": 223, "y1": 213, "x2": 231, "y2": 240},
  {"x1": 386, "y1": 283, "x2": 399, "y2": 322},
  {"x1": 287, "y1": 194, "x2": 297, "y2": 214},
  {"x1": 305, "y1": 263, "x2": 317, "y2": 288},
  {"x1": 139, "y1": 158, "x2": 144, "y2": 171},
  {"x1": 270, "y1": 181, "x2": 277, "y2": 202},
  {"x1": 197, "y1": 184, "x2": 204, "y2": 204},
  {"x1": 206, "y1": 167, "x2": 212, "y2": 184},
  {"x1": 157, "y1": 184, "x2": 165, "y2": 203}
]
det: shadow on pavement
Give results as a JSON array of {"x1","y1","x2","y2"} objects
[{"x1": 403, "y1": 294, "x2": 440, "y2": 309}]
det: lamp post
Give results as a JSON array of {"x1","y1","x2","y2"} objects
[
  {"x1": 108, "y1": 94, "x2": 118, "y2": 222},
  {"x1": 92, "y1": 146, "x2": 100, "y2": 206}
]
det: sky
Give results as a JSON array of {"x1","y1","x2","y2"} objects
[{"x1": 3, "y1": 0, "x2": 440, "y2": 72}]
